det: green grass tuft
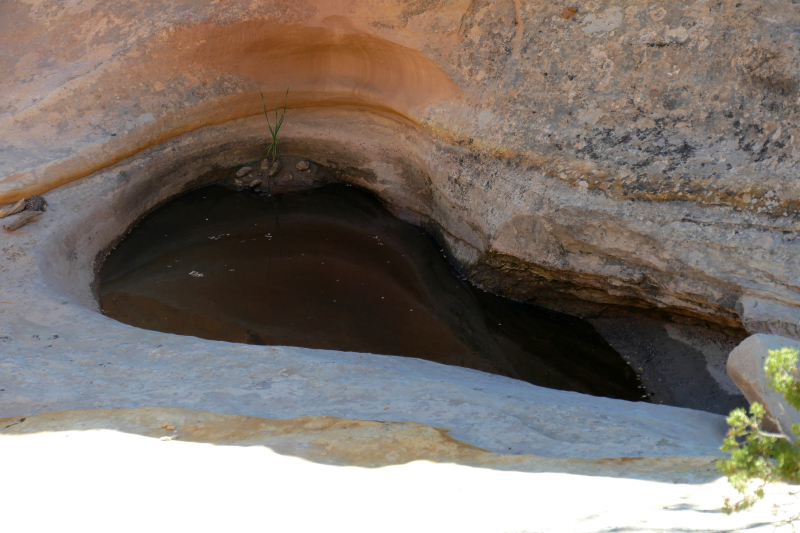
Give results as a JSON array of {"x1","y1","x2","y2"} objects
[{"x1": 262, "y1": 88, "x2": 289, "y2": 162}]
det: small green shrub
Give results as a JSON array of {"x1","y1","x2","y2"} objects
[
  {"x1": 244, "y1": 89, "x2": 289, "y2": 168},
  {"x1": 262, "y1": 88, "x2": 289, "y2": 162},
  {"x1": 718, "y1": 346, "x2": 800, "y2": 513}
]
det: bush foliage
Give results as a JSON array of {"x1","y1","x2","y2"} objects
[{"x1": 718, "y1": 346, "x2": 800, "y2": 513}]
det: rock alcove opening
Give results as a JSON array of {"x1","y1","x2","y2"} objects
[
  {"x1": 46, "y1": 109, "x2": 747, "y2": 416},
  {"x1": 97, "y1": 162, "x2": 647, "y2": 403}
]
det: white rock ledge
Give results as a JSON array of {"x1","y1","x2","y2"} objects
[{"x1": 0, "y1": 120, "x2": 732, "y2": 460}]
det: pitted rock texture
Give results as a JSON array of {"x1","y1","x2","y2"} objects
[
  {"x1": 1, "y1": 0, "x2": 799, "y2": 334},
  {"x1": 2, "y1": 0, "x2": 799, "y2": 215}
]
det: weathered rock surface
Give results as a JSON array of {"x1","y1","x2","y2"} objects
[
  {"x1": 728, "y1": 334, "x2": 800, "y2": 433},
  {"x1": 0, "y1": 0, "x2": 798, "y2": 334},
  {"x1": 0, "y1": 407, "x2": 719, "y2": 477},
  {"x1": 0, "y1": 153, "x2": 735, "y2": 459},
  {"x1": 1, "y1": 407, "x2": 798, "y2": 532},
  {"x1": 2, "y1": 4, "x2": 800, "y2": 521}
]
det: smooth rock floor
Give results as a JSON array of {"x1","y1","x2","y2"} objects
[{"x1": 1, "y1": 408, "x2": 797, "y2": 533}]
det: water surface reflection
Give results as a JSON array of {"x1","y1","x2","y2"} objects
[{"x1": 100, "y1": 184, "x2": 645, "y2": 401}]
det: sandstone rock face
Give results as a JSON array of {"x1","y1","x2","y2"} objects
[
  {"x1": 728, "y1": 334, "x2": 800, "y2": 433},
  {"x1": 0, "y1": 149, "x2": 734, "y2": 459},
  {"x1": 1, "y1": 0, "x2": 798, "y2": 335},
  {"x1": 2, "y1": 0, "x2": 800, "y2": 470}
]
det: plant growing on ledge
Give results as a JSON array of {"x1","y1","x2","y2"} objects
[
  {"x1": 261, "y1": 88, "x2": 289, "y2": 162},
  {"x1": 718, "y1": 345, "x2": 800, "y2": 513}
]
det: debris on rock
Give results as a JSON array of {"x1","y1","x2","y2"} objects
[
  {"x1": 3, "y1": 211, "x2": 43, "y2": 231},
  {"x1": 25, "y1": 195, "x2": 47, "y2": 212},
  {"x1": 249, "y1": 179, "x2": 262, "y2": 188},
  {"x1": 233, "y1": 179, "x2": 243, "y2": 187},
  {"x1": 161, "y1": 423, "x2": 176, "y2": 430},
  {"x1": 561, "y1": 6, "x2": 578, "y2": 19},
  {"x1": 296, "y1": 160, "x2": 310, "y2": 171},
  {"x1": 267, "y1": 160, "x2": 282, "y2": 177},
  {"x1": 236, "y1": 166, "x2": 253, "y2": 178},
  {"x1": 0, "y1": 199, "x2": 25, "y2": 219}
]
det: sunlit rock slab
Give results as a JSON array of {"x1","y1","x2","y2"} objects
[
  {"x1": 1, "y1": 407, "x2": 797, "y2": 533},
  {"x1": 728, "y1": 333, "x2": 800, "y2": 433}
]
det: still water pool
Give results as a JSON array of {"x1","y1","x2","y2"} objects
[{"x1": 99, "y1": 183, "x2": 645, "y2": 401}]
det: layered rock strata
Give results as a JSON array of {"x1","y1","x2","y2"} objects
[{"x1": 1, "y1": 0, "x2": 799, "y2": 335}]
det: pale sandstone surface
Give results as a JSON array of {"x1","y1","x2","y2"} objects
[
  {"x1": 0, "y1": 0, "x2": 799, "y2": 334},
  {"x1": 0, "y1": 143, "x2": 734, "y2": 460},
  {"x1": 1, "y1": 2, "x2": 799, "y2": 519},
  {"x1": 0, "y1": 407, "x2": 720, "y2": 478},
  {"x1": 728, "y1": 334, "x2": 800, "y2": 433},
  {"x1": 1, "y1": 407, "x2": 798, "y2": 533}
]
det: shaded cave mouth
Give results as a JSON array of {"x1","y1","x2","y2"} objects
[{"x1": 97, "y1": 160, "x2": 650, "y2": 403}]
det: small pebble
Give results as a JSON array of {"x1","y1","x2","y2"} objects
[
  {"x1": 296, "y1": 160, "x2": 310, "y2": 171},
  {"x1": 249, "y1": 179, "x2": 262, "y2": 188},
  {"x1": 561, "y1": 6, "x2": 577, "y2": 19},
  {"x1": 234, "y1": 179, "x2": 243, "y2": 187},
  {"x1": 236, "y1": 166, "x2": 253, "y2": 178},
  {"x1": 267, "y1": 160, "x2": 282, "y2": 177}
]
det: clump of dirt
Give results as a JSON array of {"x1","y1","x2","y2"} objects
[{"x1": 25, "y1": 195, "x2": 47, "y2": 212}]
